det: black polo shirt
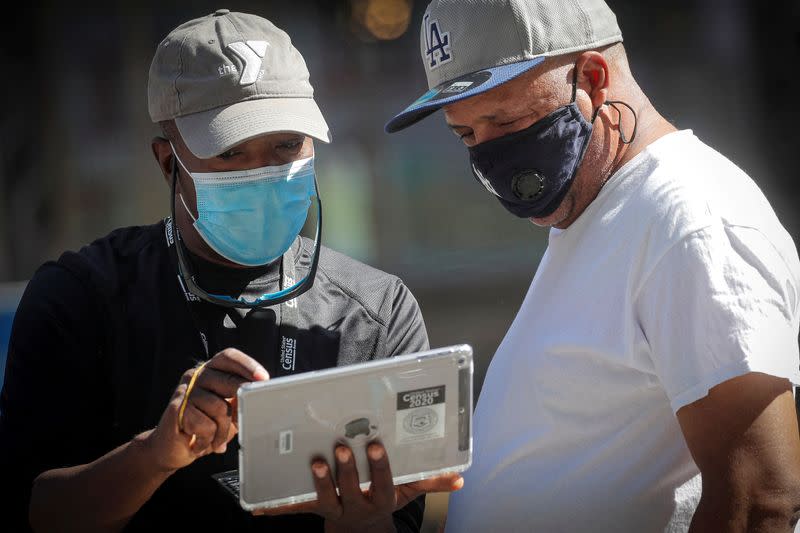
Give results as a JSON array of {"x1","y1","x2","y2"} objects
[{"x1": 0, "y1": 221, "x2": 429, "y2": 532}]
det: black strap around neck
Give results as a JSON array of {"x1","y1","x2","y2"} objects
[{"x1": 163, "y1": 217, "x2": 302, "y2": 373}]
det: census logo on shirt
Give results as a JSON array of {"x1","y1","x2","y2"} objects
[{"x1": 423, "y1": 13, "x2": 452, "y2": 69}]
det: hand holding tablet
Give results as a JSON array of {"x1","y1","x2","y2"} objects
[
  {"x1": 252, "y1": 441, "x2": 464, "y2": 532},
  {"x1": 213, "y1": 344, "x2": 473, "y2": 512}
]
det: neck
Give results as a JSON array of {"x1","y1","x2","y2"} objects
[
  {"x1": 186, "y1": 242, "x2": 277, "y2": 297},
  {"x1": 608, "y1": 94, "x2": 677, "y2": 177},
  {"x1": 550, "y1": 95, "x2": 676, "y2": 230}
]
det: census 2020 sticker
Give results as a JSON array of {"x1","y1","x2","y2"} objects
[{"x1": 396, "y1": 385, "x2": 445, "y2": 444}]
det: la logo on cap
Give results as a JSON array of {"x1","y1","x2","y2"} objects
[{"x1": 424, "y1": 13, "x2": 452, "y2": 70}]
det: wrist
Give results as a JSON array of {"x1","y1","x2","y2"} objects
[{"x1": 133, "y1": 429, "x2": 179, "y2": 477}]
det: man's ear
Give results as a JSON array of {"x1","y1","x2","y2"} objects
[
  {"x1": 575, "y1": 51, "x2": 609, "y2": 111},
  {"x1": 151, "y1": 136, "x2": 174, "y2": 186}
]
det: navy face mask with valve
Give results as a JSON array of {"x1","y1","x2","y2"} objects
[{"x1": 468, "y1": 65, "x2": 636, "y2": 219}]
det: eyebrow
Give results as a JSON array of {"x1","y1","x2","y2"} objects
[
  {"x1": 446, "y1": 112, "x2": 505, "y2": 130},
  {"x1": 446, "y1": 104, "x2": 544, "y2": 131},
  {"x1": 447, "y1": 122, "x2": 470, "y2": 131}
]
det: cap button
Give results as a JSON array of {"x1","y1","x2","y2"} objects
[{"x1": 213, "y1": 9, "x2": 230, "y2": 16}]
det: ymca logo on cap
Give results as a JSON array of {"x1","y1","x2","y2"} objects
[
  {"x1": 148, "y1": 10, "x2": 331, "y2": 159},
  {"x1": 218, "y1": 40, "x2": 270, "y2": 85},
  {"x1": 423, "y1": 13, "x2": 452, "y2": 70}
]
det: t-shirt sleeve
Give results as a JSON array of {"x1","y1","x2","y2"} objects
[
  {"x1": 0, "y1": 261, "x2": 106, "y2": 530},
  {"x1": 385, "y1": 280, "x2": 430, "y2": 356},
  {"x1": 635, "y1": 222, "x2": 800, "y2": 413}
]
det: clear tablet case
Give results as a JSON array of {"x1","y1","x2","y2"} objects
[{"x1": 235, "y1": 344, "x2": 473, "y2": 510}]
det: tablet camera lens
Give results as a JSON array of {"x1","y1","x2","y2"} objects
[{"x1": 345, "y1": 417, "x2": 371, "y2": 439}]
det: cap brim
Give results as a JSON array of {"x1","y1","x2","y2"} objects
[
  {"x1": 384, "y1": 57, "x2": 546, "y2": 134},
  {"x1": 176, "y1": 97, "x2": 331, "y2": 159}
]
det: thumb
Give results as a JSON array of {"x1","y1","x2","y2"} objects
[
  {"x1": 408, "y1": 473, "x2": 464, "y2": 494},
  {"x1": 229, "y1": 397, "x2": 238, "y2": 425}
]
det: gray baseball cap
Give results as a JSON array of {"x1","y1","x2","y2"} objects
[
  {"x1": 385, "y1": 0, "x2": 622, "y2": 133},
  {"x1": 148, "y1": 9, "x2": 331, "y2": 158}
]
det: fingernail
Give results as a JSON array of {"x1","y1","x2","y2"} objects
[
  {"x1": 216, "y1": 443, "x2": 227, "y2": 454},
  {"x1": 368, "y1": 445, "x2": 385, "y2": 461},
  {"x1": 254, "y1": 366, "x2": 269, "y2": 381},
  {"x1": 312, "y1": 463, "x2": 328, "y2": 479},
  {"x1": 452, "y1": 477, "x2": 464, "y2": 490},
  {"x1": 335, "y1": 447, "x2": 351, "y2": 462}
]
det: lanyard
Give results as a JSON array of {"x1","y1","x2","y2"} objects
[{"x1": 163, "y1": 217, "x2": 301, "y2": 373}]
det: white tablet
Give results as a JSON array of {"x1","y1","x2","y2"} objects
[{"x1": 215, "y1": 344, "x2": 473, "y2": 511}]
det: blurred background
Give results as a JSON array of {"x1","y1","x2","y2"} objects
[{"x1": 1, "y1": 0, "x2": 798, "y2": 530}]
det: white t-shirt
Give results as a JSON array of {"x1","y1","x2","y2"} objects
[{"x1": 445, "y1": 130, "x2": 800, "y2": 533}]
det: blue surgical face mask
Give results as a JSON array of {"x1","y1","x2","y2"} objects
[
  {"x1": 173, "y1": 150, "x2": 316, "y2": 266},
  {"x1": 468, "y1": 64, "x2": 636, "y2": 219}
]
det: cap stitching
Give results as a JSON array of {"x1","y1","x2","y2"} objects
[
  {"x1": 219, "y1": 13, "x2": 251, "y2": 77},
  {"x1": 174, "y1": 25, "x2": 200, "y2": 116},
  {"x1": 508, "y1": 0, "x2": 531, "y2": 59},
  {"x1": 222, "y1": 13, "x2": 248, "y2": 48},
  {"x1": 574, "y1": 0, "x2": 594, "y2": 46}
]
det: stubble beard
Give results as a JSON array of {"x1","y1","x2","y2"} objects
[{"x1": 529, "y1": 192, "x2": 575, "y2": 228}]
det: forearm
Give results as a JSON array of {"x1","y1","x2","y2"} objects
[
  {"x1": 678, "y1": 375, "x2": 800, "y2": 533},
  {"x1": 689, "y1": 488, "x2": 800, "y2": 533},
  {"x1": 29, "y1": 429, "x2": 175, "y2": 533}
]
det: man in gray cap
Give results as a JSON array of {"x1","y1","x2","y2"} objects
[
  {"x1": 0, "y1": 9, "x2": 461, "y2": 532},
  {"x1": 386, "y1": 0, "x2": 800, "y2": 531}
]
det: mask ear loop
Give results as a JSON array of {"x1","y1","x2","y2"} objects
[
  {"x1": 590, "y1": 100, "x2": 638, "y2": 144},
  {"x1": 569, "y1": 60, "x2": 600, "y2": 122},
  {"x1": 179, "y1": 194, "x2": 198, "y2": 223},
  {"x1": 605, "y1": 100, "x2": 638, "y2": 145},
  {"x1": 574, "y1": 64, "x2": 605, "y2": 126},
  {"x1": 574, "y1": 62, "x2": 638, "y2": 145},
  {"x1": 570, "y1": 64, "x2": 579, "y2": 103}
]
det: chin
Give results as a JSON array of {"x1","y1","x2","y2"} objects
[
  {"x1": 529, "y1": 216, "x2": 554, "y2": 227},
  {"x1": 529, "y1": 195, "x2": 574, "y2": 228},
  {"x1": 529, "y1": 207, "x2": 568, "y2": 228}
]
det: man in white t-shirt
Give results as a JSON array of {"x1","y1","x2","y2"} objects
[{"x1": 385, "y1": 1, "x2": 800, "y2": 531}]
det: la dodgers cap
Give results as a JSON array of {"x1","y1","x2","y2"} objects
[
  {"x1": 148, "y1": 9, "x2": 331, "y2": 159},
  {"x1": 385, "y1": 0, "x2": 623, "y2": 133}
]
